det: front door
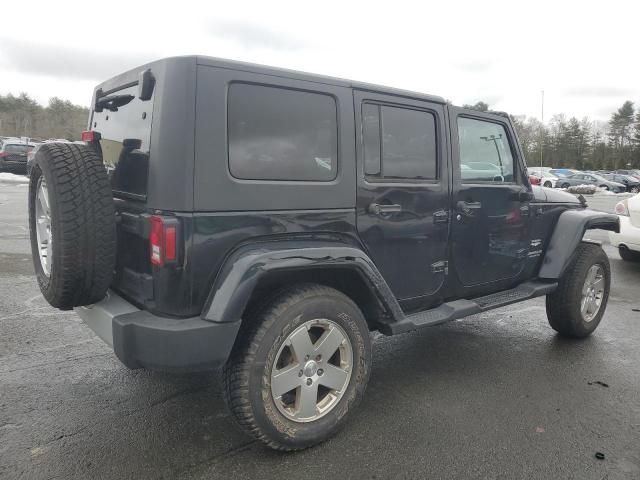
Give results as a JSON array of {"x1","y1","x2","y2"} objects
[
  {"x1": 354, "y1": 91, "x2": 450, "y2": 302},
  {"x1": 449, "y1": 107, "x2": 532, "y2": 289}
]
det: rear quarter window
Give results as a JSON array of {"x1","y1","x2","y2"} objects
[{"x1": 227, "y1": 83, "x2": 338, "y2": 182}]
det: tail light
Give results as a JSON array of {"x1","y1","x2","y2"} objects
[
  {"x1": 81, "y1": 130, "x2": 101, "y2": 143},
  {"x1": 614, "y1": 200, "x2": 629, "y2": 216},
  {"x1": 149, "y1": 215, "x2": 180, "y2": 266},
  {"x1": 0, "y1": 152, "x2": 8, "y2": 158}
]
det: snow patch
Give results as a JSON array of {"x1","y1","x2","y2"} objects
[{"x1": 0, "y1": 173, "x2": 29, "y2": 184}]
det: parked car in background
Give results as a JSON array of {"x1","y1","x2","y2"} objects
[
  {"x1": 549, "y1": 168, "x2": 579, "y2": 178},
  {"x1": 610, "y1": 193, "x2": 640, "y2": 261},
  {"x1": 0, "y1": 140, "x2": 36, "y2": 174},
  {"x1": 601, "y1": 174, "x2": 640, "y2": 193},
  {"x1": 614, "y1": 169, "x2": 640, "y2": 181},
  {"x1": 556, "y1": 172, "x2": 626, "y2": 192},
  {"x1": 528, "y1": 168, "x2": 559, "y2": 188}
]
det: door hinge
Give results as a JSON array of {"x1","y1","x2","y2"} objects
[{"x1": 431, "y1": 260, "x2": 449, "y2": 274}]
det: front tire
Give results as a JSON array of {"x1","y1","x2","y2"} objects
[
  {"x1": 546, "y1": 243, "x2": 610, "y2": 338},
  {"x1": 543, "y1": 181, "x2": 552, "y2": 188},
  {"x1": 223, "y1": 284, "x2": 371, "y2": 451}
]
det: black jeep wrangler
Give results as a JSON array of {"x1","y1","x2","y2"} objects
[{"x1": 28, "y1": 56, "x2": 619, "y2": 451}]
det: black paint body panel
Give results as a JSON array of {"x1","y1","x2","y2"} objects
[{"x1": 90, "y1": 56, "x2": 613, "y2": 324}]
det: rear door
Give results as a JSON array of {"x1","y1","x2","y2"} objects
[
  {"x1": 354, "y1": 90, "x2": 450, "y2": 302},
  {"x1": 449, "y1": 107, "x2": 532, "y2": 289}
]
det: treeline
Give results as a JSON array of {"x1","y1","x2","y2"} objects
[
  {"x1": 464, "y1": 101, "x2": 640, "y2": 171},
  {"x1": 0, "y1": 93, "x2": 89, "y2": 141}
]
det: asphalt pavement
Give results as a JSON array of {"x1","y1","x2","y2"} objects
[{"x1": 1, "y1": 179, "x2": 639, "y2": 479}]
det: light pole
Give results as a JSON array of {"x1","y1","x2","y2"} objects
[
  {"x1": 540, "y1": 90, "x2": 544, "y2": 169},
  {"x1": 480, "y1": 134, "x2": 504, "y2": 176}
]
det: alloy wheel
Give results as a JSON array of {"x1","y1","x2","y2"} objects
[
  {"x1": 581, "y1": 264, "x2": 605, "y2": 322},
  {"x1": 270, "y1": 319, "x2": 353, "y2": 423}
]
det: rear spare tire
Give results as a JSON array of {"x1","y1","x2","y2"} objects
[{"x1": 28, "y1": 143, "x2": 116, "y2": 310}]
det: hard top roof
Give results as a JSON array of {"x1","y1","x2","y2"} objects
[{"x1": 96, "y1": 55, "x2": 447, "y2": 105}]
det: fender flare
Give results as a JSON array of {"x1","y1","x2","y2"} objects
[
  {"x1": 538, "y1": 209, "x2": 619, "y2": 279},
  {"x1": 201, "y1": 241, "x2": 404, "y2": 323}
]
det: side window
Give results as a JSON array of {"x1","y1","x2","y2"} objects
[
  {"x1": 457, "y1": 117, "x2": 515, "y2": 183},
  {"x1": 228, "y1": 83, "x2": 338, "y2": 181},
  {"x1": 363, "y1": 103, "x2": 437, "y2": 180}
]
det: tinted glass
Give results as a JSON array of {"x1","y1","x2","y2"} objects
[
  {"x1": 93, "y1": 83, "x2": 153, "y2": 197},
  {"x1": 362, "y1": 103, "x2": 381, "y2": 175},
  {"x1": 381, "y1": 106, "x2": 437, "y2": 179},
  {"x1": 228, "y1": 83, "x2": 338, "y2": 181},
  {"x1": 457, "y1": 117, "x2": 515, "y2": 182}
]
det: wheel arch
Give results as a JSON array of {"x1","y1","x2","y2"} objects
[
  {"x1": 538, "y1": 208, "x2": 619, "y2": 279},
  {"x1": 201, "y1": 241, "x2": 403, "y2": 331}
]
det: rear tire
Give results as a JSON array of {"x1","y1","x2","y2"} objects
[
  {"x1": 546, "y1": 243, "x2": 610, "y2": 338},
  {"x1": 223, "y1": 284, "x2": 371, "y2": 451},
  {"x1": 28, "y1": 143, "x2": 116, "y2": 310},
  {"x1": 561, "y1": 182, "x2": 570, "y2": 189},
  {"x1": 630, "y1": 186, "x2": 639, "y2": 194},
  {"x1": 619, "y1": 246, "x2": 640, "y2": 262},
  {"x1": 543, "y1": 181, "x2": 552, "y2": 187}
]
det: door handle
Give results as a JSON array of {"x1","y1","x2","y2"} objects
[
  {"x1": 457, "y1": 200, "x2": 482, "y2": 217},
  {"x1": 433, "y1": 209, "x2": 449, "y2": 224},
  {"x1": 369, "y1": 203, "x2": 402, "y2": 215}
]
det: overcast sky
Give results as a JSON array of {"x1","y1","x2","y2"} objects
[{"x1": 0, "y1": 0, "x2": 637, "y2": 122}]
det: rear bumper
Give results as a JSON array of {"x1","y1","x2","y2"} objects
[{"x1": 75, "y1": 290, "x2": 240, "y2": 372}]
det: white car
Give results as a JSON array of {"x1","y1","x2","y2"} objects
[
  {"x1": 609, "y1": 194, "x2": 640, "y2": 262},
  {"x1": 528, "y1": 168, "x2": 559, "y2": 188}
]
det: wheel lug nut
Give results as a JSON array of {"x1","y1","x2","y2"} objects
[
  {"x1": 306, "y1": 378, "x2": 313, "y2": 386},
  {"x1": 298, "y1": 370, "x2": 303, "y2": 377},
  {"x1": 305, "y1": 355, "x2": 310, "y2": 361},
  {"x1": 317, "y1": 369, "x2": 324, "y2": 376},
  {"x1": 316, "y1": 355, "x2": 322, "y2": 361}
]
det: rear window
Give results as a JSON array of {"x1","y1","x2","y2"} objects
[
  {"x1": 5, "y1": 144, "x2": 32, "y2": 154},
  {"x1": 227, "y1": 83, "x2": 338, "y2": 182},
  {"x1": 92, "y1": 84, "x2": 153, "y2": 198},
  {"x1": 362, "y1": 103, "x2": 438, "y2": 180}
]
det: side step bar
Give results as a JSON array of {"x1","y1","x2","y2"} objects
[{"x1": 381, "y1": 280, "x2": 558, "y2": 335}]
